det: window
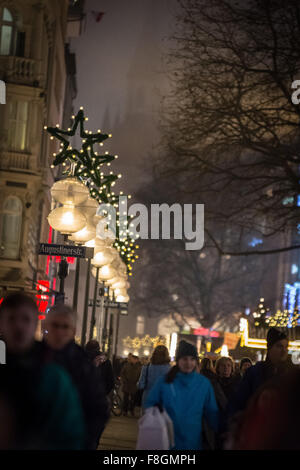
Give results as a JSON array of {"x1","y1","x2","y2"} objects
[
  {"x1": 7, "y1": 101, "x2": 28, "y2": 151},
  {"x1": 136, "y1": 316, "x2": 145, "y2": 335},
  {"x1": 248, "y1": 236, "x2": 263, "y2": 247},
  {"x1": 0, "y1": 196, "x2": 22, "y2": 259},
  {"x1": 0, "y1": 7, "x2": 15, "y2": 55}
]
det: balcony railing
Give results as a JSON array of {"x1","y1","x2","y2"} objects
[
  {"x1": 0, "y1": 151, "x2": 32, "y2": 171},
  {"x1": 0, "y1": 56, "x2": 42, "y2": 86}
]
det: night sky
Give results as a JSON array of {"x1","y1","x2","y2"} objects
[
  {"x1": 71, "y1": 0, "x2": 176, "y2": 195},
  {"x1": 66, "y1": 0, "x2": 177, "y2": 334}
]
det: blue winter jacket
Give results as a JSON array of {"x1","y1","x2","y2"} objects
[
  {"x1": 138, "y1": 363, "x2": 171, "y2": 408},
  {"x1": 145, "y1": 371, "x2": 219, "y2": 450}
]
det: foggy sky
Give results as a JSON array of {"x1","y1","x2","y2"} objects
[
  {"x1": 67, "y1": 0, "x2": 178, "y2": 337},
  {"x1": 71, "y1": 0, "x2": 176, "y2": 195}
]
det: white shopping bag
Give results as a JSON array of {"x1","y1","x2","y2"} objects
[{"x1": 136, "y1": 406, "x2": 174, "y2": 450}]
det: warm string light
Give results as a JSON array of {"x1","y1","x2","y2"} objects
[{"x1": 46, "y1": 109, "x2": 139, "y2": 274}]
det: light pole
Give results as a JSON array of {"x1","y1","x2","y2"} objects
[
  {"x1": 81, "y1": 257, "x2": 92, "y2": 346},
  {"x1": 102, "y1": 287, "x2": 110, "y2": 352},
  {"x1": 68, "y1": 196, "x2": 98, "y2": 313},
  {"x1": 72, "y1": 258, "x2": 81, "y2": 310},
  {"x1": 89, "y1": 267, "x2": 100, "y2": 340},
  {"x1": 57, "y1": 257, "x2": 68, "y2": 303}
]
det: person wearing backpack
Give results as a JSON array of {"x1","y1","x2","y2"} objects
[
  {"x1": 138, "y1": 345, "x2": 171, "y2": 410},
  {"x1": 145, "y1": 340, "x2": 219, "y2": 450}
]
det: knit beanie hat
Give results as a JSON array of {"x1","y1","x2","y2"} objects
[
  {"x1": 176, "y1": 340, "x2": 198, "y2": 361},
  {"x1": 267, "y1": 327, "x2": 288, "y2": 350}
]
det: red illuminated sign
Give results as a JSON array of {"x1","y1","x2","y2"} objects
[
  {"x1": 0, "y1": 283, "x2": 50, "y2": 317},
  {"x1": 55, "y1": 256, "x2": 75, "y2": 264},
  {"x1": 193, "y1": 328, "x2": 220, "y2": 337},
  {"x1": 36, "y1": 280, "x2": 50, "y2": 313}
]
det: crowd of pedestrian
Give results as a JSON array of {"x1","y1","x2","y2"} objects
[
  {"x1": 0, "y1": 293, "x2": 111, "y2": 450},
  {"x1": 0, "y1": 290, "x2": 299, "y2": 450},
  {"x1": 135, "y1": 328, "x2": 298, "y2": 450}
]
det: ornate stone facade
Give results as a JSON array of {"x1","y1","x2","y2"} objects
[{"x1": 0, "y1": 0, "x2": 68, "y2": 295}]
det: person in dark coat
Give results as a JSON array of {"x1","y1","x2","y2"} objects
[
  {"x1": 216, "y1": 356, "x2": 239, "y2": 402},
  {"x1": 85, "y1": 339, "x2": 101, "y2": 362},
  {"x1": 200, "y1": 357, "x2": 228, "y2": 410},
  {"x1": 112, "y1": 356, "x2": 124, "y2": 378},
  {"x1": 43, "y1": 304, "x2": 109, "y2": 449},
  {"x1": 0, "y1": 293, "x2": 85, "y2": 449},
  {"x1": 85, "y1": 341, "x2": 115, "y2": 395},
  {"x1": 120, "y1": 354, "x2": 142, "y2": 416},
  {"x1": 200, "y1": 357, "x2": 216, "y2": 381},
  {"x1": 95, "y1": 353, "x2": 115, "y2": 396},
  {"x1": 239, "y1": 357, "x2": 252, "y2": 376},
  {"x1": 199, "y1": 357, "x2": 226, "y2": 450},
  {"x1": 234, "y1": 357, "x2": 253, "y2": 387},
  {"x1": 228, "y1": 328, "x2": 292, "y2": 418},
  {"x1": 226, "y1": 369, "x2": 300, "y2": 449}
]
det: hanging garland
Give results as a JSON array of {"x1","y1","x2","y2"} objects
[
  {"x1": 141, "y1": 334, "x2": 153, "y2": 347},
  {"x1": 265, "y1": 308, "x2": 300, "y2": 328},
  {"x1": 123, "y1": 336, "x2": 132, "y2": 348}
]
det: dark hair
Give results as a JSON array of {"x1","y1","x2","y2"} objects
[
  {"x1": 85, "y1": 340, "x2": 101, "y2": 361},
  {"x1": 151, "y1": 345, "x2": 170, "y2": 365},
  {"x1": 200, "y1": 357, "x2": 214, "y2": 372},
  {"x1": 240, "y1": 357, "x2": 252, "y2": 369},
  {"x1": 85, "y1": 340, "x2": 100, "y2": 353},
  {"x1": 0, "y1": 292, "x2": 38, "y2": 318},
  {"x1": 165, "y1": 365, "x2": 179, "y2": 383}
]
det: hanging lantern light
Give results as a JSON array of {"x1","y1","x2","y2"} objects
[
  {"x1": 106, "y1": 274, "x2": 123, "y2": 286},
  {"x1": 77, "y1": 196, "x2": 99, "y2": 218},
  {"x1": 116, "y1": 294, "x2": 129, "y2": 303},
  {"x1": 85, "y1": 236, "x2": 106, "y2": 248},
  {"x1": 111, "y1": 256, "x2": 127, "y2": 274},
  {"x1": 112, "y1": 278, "x2": 127, "y2": 290},
  {"x1": 114, "y1": 287, "x2": 127, "y2": 297},
  {"x1": 95, "y1": 236, "x2": 112, "y2": 249},
  {"x1": 69, "y1": 220, "x2": 96, "y2": 243},
  {"x1": 85, "y1": 238, "x2": 96, "y2": 248},
  {"x1": 47, "y1": 206, "x2": 86, "y2": 234},
  {"x1": 51, "y1": 177, "x2": 89, "y2": 205},
  {"x1": 98, "y1": 264, "x2": 117, "y2": 281}
]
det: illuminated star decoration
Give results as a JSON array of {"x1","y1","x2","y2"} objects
[
  {"x1": 45, "y1": 108, "x2": 119, "y2": 204},
  {"x1": 45, "y1": 107, "x2": 139, "y2": 274}
]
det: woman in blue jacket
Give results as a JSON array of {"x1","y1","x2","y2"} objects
[
  {"x1": 145, "y1": 340, "x2": 219, "y2": 450},
  {"x1": 138, "y1": 345, "x2": 171, "y2": 409}
]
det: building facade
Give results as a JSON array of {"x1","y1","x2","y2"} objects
[{"x1": 0, "y1": 0, "x2": 69, "y2": 297}]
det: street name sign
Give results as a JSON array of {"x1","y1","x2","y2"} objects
[
  {"x1": 88, "y1": 299, "x2": 128, "y2": 315},
  {"x1": 39, "y1": 243, "x2": 94, "y2": 259}
]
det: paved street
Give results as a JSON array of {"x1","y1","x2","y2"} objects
[{"x1": 98, "y1": 415, "x2": 139, "y2": 450}]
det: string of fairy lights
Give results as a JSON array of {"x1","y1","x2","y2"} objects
[
  {"x1": 45, "y1": 108, "x2": 139, "y2": 275},
  {"x1": 252, "y1": 297, "x2": 300, "y2": 329}
]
